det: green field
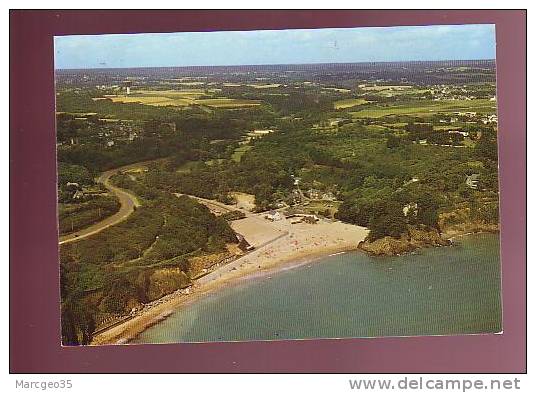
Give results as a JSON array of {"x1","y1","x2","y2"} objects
[
  {"x1": 195, "y1": 98, "x2": 262, "y2": 108},
  {"x1": 231, "y1": 145, "x2": 253, "y2": 162},
  {"x1": 175, "y1": 161, "x2": 201, "y2": 173},
  {"x1": 350, "y1": 99, "x2": 496, "y2": 118},
  {"x1": 59, "y1": 196, "x2": 120, "y2": 235},
  {"x1": 101, "y1": 90, "x2": 261, "y2": 109},
  {"x1": 247, "y1": 83, "x2": 282, "y2": 89},
  {"x1": 334, "y1": 98, "x2": 369, "y2": 109}
]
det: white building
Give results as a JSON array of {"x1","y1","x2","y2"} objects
[
  {"x1": 253, "y1": 129, "x2": 274, "y2": 135},
  {"x1": 265, "y1": 211, "x2": 283, "y2": 221}
]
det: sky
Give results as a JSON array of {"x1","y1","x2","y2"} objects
[{"x1": 54, "y1": 24, "x2": 496, "y2": 69}]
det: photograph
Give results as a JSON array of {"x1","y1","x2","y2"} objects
[{"x1": 55, "y1": 24, "x2": 502, "y2": 346}]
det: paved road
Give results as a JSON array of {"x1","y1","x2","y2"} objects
[
  {"x1": 174, "y1": 193, "x2": 252, "y2": 216},
  {"x1": 58, "y1": 162, "x2": 148, "y2": 245}
]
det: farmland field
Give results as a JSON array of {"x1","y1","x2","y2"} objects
[
  {"x1": 350, "y1": 99, "x2": 497, "y2": 118},
  {"x1": 195, "y1": 98, "x2": 262, "y2": 108},
  {"x1": 101, "y1": 90, "x2": 262, "y2": 108},
  {"x1": 104, "y1": 95, "x2": 191, "y2": 107},
  {"x1": 231, "y1": 145, "x2": 253, "y2": 162},
  {"x1": 334, "y1": 98, "x2": 369, "y2": 109},
  {"x1": 360, "y1": 85, "x2": 413, "y2": 91},
  {"x1": 134, "y1": 89, "x2": 210, "y2": 98},
  {"x1": 247, "y1": 83, "x2": 282, "y2": 89}
]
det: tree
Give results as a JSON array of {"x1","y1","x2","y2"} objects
[
  {"x1": 58, "y1": 162, "x2": 93, "y2": 186},
  {"x1": 367, "y1": 201, "x2": 407, "y2": 241},
  {"x1": 413, "y1": 191, "x2": 440, "y2": 228}
]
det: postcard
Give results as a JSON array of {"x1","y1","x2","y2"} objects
[{"x1": 55, "y1": 24, "x2": 501, "y2": 346}]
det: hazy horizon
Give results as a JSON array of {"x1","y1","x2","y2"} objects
[
  {"x1": 55, "y1": 58, "x2": 496, "y2": 71},
  {"x1": 54, "y1": 24, "x2": 496, "y2": 70}
]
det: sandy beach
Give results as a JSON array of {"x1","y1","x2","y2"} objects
[{"x1": 91, "y1": 204, "x2": 368, "y2": 345}]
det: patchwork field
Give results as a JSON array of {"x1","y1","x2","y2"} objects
[
  {"x1": 101, "y1": 89, "x2": 262, "y2": 109},
  {"x1": 358, "y1": 85, "x2": 431, "y2": 97},
  {"x1": 195, "y1": 98, "x2": 262, "y2": 108},
  {"x1": 247, "y1": 83, "x2": 282, "y2": 89},
  {"x1": 350, "y1": 99, "x2": 497, "y2": 118},
  {"x1": 333, "y1": 98, "x2": 369, "y2": 109},
  {"x1": 231, "y1": 145, "x2": 253, "y2": 162},
  {"x1": 360, "y1": 85, "x2": 413, "y2": 91},
  {"x1": 323, "y1": 87, "x2": 352, "y2": 93}
]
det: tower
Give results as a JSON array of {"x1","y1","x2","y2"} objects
[{"x1": 123, "y1": 80, "x2": 132, "y2": 95}]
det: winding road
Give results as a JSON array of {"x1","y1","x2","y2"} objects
[{"x1": 58, "y1": 162, "x2": 147, "y2": 245}]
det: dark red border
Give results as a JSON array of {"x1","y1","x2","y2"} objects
[{"x1": 9, "y1": 10, "x2": 526, "y2": 373}]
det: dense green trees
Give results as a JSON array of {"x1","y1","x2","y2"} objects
[
  {"x1": 58, "y1": 162, "x2": 94, "y2": 186},
  {"x1": 60, "y1": 186, "x2": 238, "y2": 344},
  {"x1": 58, "y1": 196, "x2": 120, "y2": 234},
  {"x1": 336, "y1": 184, "x2": 442, "y2": 240}
]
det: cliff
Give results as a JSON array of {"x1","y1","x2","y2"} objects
[{"x1": 358, "y1": 226, "x2": 451, "y2": 256}]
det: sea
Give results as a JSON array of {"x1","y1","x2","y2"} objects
[{"x1": 133, "y1": 233, "x2": 502, "y2": 343}]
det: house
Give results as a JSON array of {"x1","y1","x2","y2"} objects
[
  {"x1": 466, "y1": 174, "x2": 480, "y2": 190},
  {"x1": 329, "y1": 118, "x2": 351, "y2": 127},
  {"x1": 253, "y1": 129, "x2": 274, "y2": 135},
  {"x1": 448, "y1": 130, "x2": 470, "y2": 138},
  {"x1": 481, "y1": 114, "x2": 497, "y2": 125},
  {"x1": 307, "y1": 188, "x2": 321, "y2": 199},
  {"x1": 403, "y1": 203, "x2": 418, "y2": 217},
  {"x1": 321, "y1": 192, "x2": 336, "y2": 201},
  {"x1": 65, "y1": 182, "x2": 80, "y2": 189},
  {"x1": 72, "y1": 190, "x2": 84, "y2": 200},
  {"x1": 265, "y1": 211, "x2": 283, "y2": 221}
]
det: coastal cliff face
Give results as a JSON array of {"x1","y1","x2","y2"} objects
[
  {"x1": 439, "y1": 222, "x2": 499, "y2": 239},
  {"x1": 358, "y1": 226, "x2": 451, "y2": 256},
  {"x1": 357, "y1": 219, "x2": 499, "y2": 257},
  {"x1": 146, "y1": 268, "x2": 190, "y2": 302},
  {"x1": 438, "y1": 208, "x2": 499, "y2": 238}
]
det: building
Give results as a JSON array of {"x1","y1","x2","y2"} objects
[
  {"x1": 403, "y1": 203, "x2": 418, "y2": 217},
  {"x1": 123, "y1": 80, "x2": 132, "y2": 95},
  {"x1": 321, "y1": 192, "x2": 336, "y2": 201},
  {"x1": 482, "y1": 113, "x2": 498, "y2": 125},
  {"x1": 448, "y1": 130, "x2": 470, "y2": 138},
  {"x1": 265, "y1": 211, "x2": 283, "y2": 221},
  {"x1": 307, "y1": 188, "x2": 321, "y2": 199},
  {"x1": 72, "y1": 190, "x2": 84, "y2": 200},
  {"x1": 253, "y1": 129, "x2": 275, "y2": 135},
  {"x1": 329, "y1": 118, "x2": 351, "y2": 127},
  {"x1": 466, "y1": 174, "x2": 480, "y2": 190},
  {"x1": 65, "y1": 182, "x2": 80, "y2": 189}
]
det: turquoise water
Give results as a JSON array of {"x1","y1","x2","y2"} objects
[{"x1": 134, "y1": 233, "x2": 502, "y2": 343}]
